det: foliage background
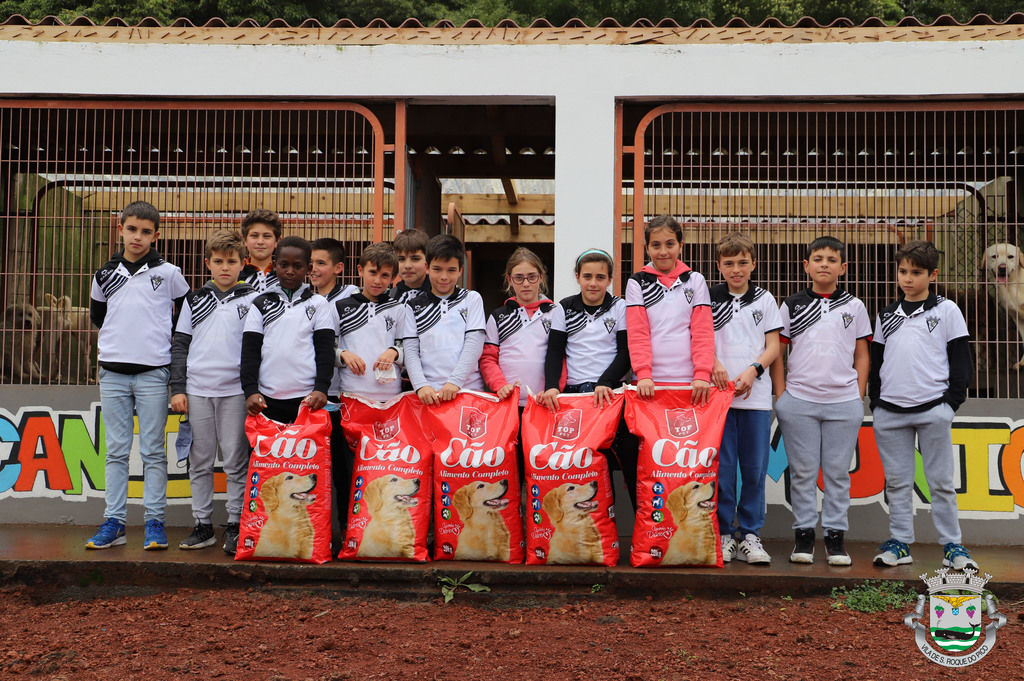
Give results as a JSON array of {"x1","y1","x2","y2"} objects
[{"x1": 0, "y1": 0, "x2": 1021, "y2": 27}]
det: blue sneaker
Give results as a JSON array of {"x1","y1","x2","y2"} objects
[
  {"x1": 943, "y1": 543, "x2": 978, "y2": 571},
  {"x1": 143, "y1": 519, "x2": 169, "y2": 550},
  {"x1": 85, "y1": 518, "x2": 126, "y2": 549},
  {"x1": 873, "y1": 538, "x2": 913, "y2": 567}
]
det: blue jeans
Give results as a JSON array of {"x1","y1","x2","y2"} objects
[
  {"x1": 99, "y1": 367, "x2": 170, "y2": 523},
  {"x1": 716, "y1": 408, "x2": 772, "y2": 537}
]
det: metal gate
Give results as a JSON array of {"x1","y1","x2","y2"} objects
[
  {"x1": 621, "y1": 103, "x2": 1024, "y2": 399},
  {"x1": 0, "y1": 101, "x2": 393, "y2": 385}
]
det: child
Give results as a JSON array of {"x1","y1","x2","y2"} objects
[
  {"x1": 170, "y1": 230, "x2": 256, "y2": 554},
  {"x1": 86, "y1": 200, "x2": 189, "y2": 550},
  {"x1": 625, "y1": 215, "x2": 714, "y2": 406},
  {"x1": 708, "y1": 233, "x2": 782, "y2": 565},
  {"x1": 310, "y1": 237, "x2": 360, "y2": 304},
  {"x1": 402, "y1": 234, "x2": 486, "y2": 404},
  {"x1": 390, "y1": 228, "x2": 431, "y2": 303},
  {"x1": 771, "y1": 236, "x2": 870, "y2": 566},
  {"x1": 240, "y1": 236, "x2": 336, "y2": 424},
  {"x1": 869, "y1": 240, "x2": 977, "y2": 570},
  {"x1": 538, "y1": 249, "x2": 635, "y2": 502},
  {"x1": 239, "y1": 209, "x2": 282, "y2": 292},
  {"x1": 481, "y1": 247, "x2": 557, "y2": 406}
]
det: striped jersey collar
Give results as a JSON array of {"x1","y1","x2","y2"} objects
[
  {"x1": 709, "y1": 282, "x2": 758, "y2": 305},
  {"x1": 561, "y1": 292, "x2": 617, "y2": 315}
]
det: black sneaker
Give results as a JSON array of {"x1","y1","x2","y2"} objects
[
  {"x1": 789, "y1": 528, "x2": 815, "y2": 564},
  {"x1": 179, "y1": 522, "x2": 216, "y2": 550},
  {"x1": 223, "y1": 523, "x2": 240, "y2": 555},
  {"x1": 824, "y1": 529, "x2": 852, "y2": 566}
]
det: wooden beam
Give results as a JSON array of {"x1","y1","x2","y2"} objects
[
  {"x1": 623, "y1": 193, "x2": 966, "y2": 219},
  {"x1": 466, "y1": 223, "x2": 553, "y2": 243},
  {"x1": 81, "y1": 189, "x2": 394, "y2": 215}
]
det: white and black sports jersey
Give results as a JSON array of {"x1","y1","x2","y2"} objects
[
  {"x1": 551, "y1": 294, "x2": 627, "y2": 386},
  {"x1": 91, "y1": 252, "x2": 189, "y2": 367},
  {"x1": 240, "y1": 263, "x2": 278, "y2": 293},
  {"x1": 403, "y1": 287, "x2": 486, "y2": 391},
  {"x1": 389, "y1": 280, "x2": 431, "y2": 304},
  {"x1": 484, "y1": 300, "x2": 557, "y2": 405},
  {"x1": 625, "y1": 267, "x2": 711, "y2": 382},
  {"x1": 335, "y1": 294, "x2": 408, "y2": 401},
  {"x1": 873, "y1": 295, "x2": 969, "y2": 408},
  {"x1": 243, "y1": 284, "x2": 337, "y2": 399},
  {"x1": 780, "y1": 288, "x2": 871, "y2": 404},
  {"x1": 324, "y1": 282, "x2": 362, "y2": 396},
  {"x1": 172, "y1": 283, "x2": 257, "y2": 397},
  {"x1": 710, "y1": 283, "x2": 783, "y2": 411}
]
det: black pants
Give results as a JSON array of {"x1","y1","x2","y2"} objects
[
  {"x1": 564, "y1": 383, "x2": 639, "y2": 509},
  {"x1": 261, "y1": 395, "x2": 304, "y2": 424}
]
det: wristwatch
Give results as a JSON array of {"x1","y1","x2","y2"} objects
[{"x1": 750, "y1": 362, "x2": 765, "y2": 378}]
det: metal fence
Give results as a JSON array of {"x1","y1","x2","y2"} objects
[
  {"x1": 1, "y1": 102, "x2": 390, "y2": 385},
  {"x1": 624, "y1": 104, "x2": 1024, "y2": 398}
]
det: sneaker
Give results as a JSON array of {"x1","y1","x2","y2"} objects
[
  {"x1": 736, "y1": 533, "x2": 772, "y2": 565},
  {"x1": 721, "y1": 535, "x2": 738, "y2": 563},
  {"x1": 85, "y1": 518, "x2": 126, "y2": 549},
  {"x1": 873, "y1": 538, "x2": 913, "y2": 567},
  {"x1": 143, "y1": 519, "x2": 168, "y2": 550},
  {"x1": 789, "y1": 528, "x2": 815, "y2": 564},
  {"x1": 179, "y1": 522, "x2": 216, "y2": 550},
  {"x1": 943, "y1": 543, "x2": 978, "y2": 571},
  {"x1": 223, "y1": 523, "x2": 240, "y2": 555},
  {"x1": 824, "y1": 529, "x2": 852, "y2": 566}
]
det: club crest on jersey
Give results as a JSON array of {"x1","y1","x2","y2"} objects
[
  {"x1": 542, "y1": 318, "x2": 551, "y2": 334},
  {"x1": 552, "y1": 409, "x2": 582, "y2": 441},
  {"x1": 752, "y1": 310, "x2": 763, "y2": 325},
  {"x1": 683, "y1": 288, "x2": 694, "y2": 303},
  {"x1": 149, "y1": 274, "x2": 163, "y2": 291},
  {"x1": 604, "y1": 317, "x2": 616, "y2": 333},
  {"x1": 384, "y1": 316, "x2": 395, "y2": 331},
  {"x1": 459, "y1": 406, "x2": 487, "y2": 439},
  {"x1": 236, "y1": 304, "x2": 249, "y2": 319},
  {"x1": 459, "y1": 308, "x2": 468, "y2": 321},
  {"x1": 666, "y1": 408, "x2": 699, "y2": 438},
  {"x1": 305, "y1": 305, "x2": 315, "y2": 320},
  {"x1": 842, "y1": 312, "x2": 854, "y2": 329},
  {"x1": 372, "y1": 417, "x2": 400, "y2": 441},
  {"x1": 927, "y1": 316, "x2": 940, "y2": 332}
]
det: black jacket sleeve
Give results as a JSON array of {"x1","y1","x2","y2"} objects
[
  {"x1": 169, "y1": 332, "x2": 192, "y2": 395},
  {"x1": 544, "y1": 329, "x2": 568, "y2": 390},
  {"x1": 944, "y1": 336, "x2": 972, "y2": 411},
  {"x1": 313, "y1": 328, "x2": 336, "y2": 395},
  {"x1": 597, "y1": 330, "x2": 631, "y2": 388},
  {"x1": 240, "y1": 331, "x2": 264, "y2": 398},
  {"x1": 868, "y1": 340, "x2": 885, "y2": 410},
  {"x1": 89, "y1": 298, "x2": 106, "y2": 329}
]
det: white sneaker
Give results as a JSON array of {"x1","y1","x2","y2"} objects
[
  {"x1": 721, "y1": 535, "x2": 738, "y2": 563},
  {"x1": 736, "y1": 533, "x2": 772, "y2": 565}
]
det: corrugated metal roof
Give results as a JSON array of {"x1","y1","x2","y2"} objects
[{"x1": 2, "y1": 14, "x2": 1024, "y2": 45}]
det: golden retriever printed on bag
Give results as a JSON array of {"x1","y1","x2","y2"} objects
[
  {"x1": 425, "y1": 390, "x2": 523, "y2": 563},
  {"x1": 521, "y1": 393, "x2": 624, "y2": 566}
]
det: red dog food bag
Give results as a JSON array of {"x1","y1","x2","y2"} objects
[
  {"x1": 624, "y1": 386, "x2": 732, "y2": 568},
  {"x1": 520, "y1": 391, "x2": 623, "y2": 566},
  {"x1": 236, "y1": 405, "x2": 333, "y2": 564},
  {"x1": 337, "y1": 392, "x2": 433, "y2": 562},
  {"x1": 421, "y1": 389, "x2": 524, "y2": 563}
]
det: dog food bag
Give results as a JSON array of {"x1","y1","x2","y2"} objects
[
  {"x1": 520, "y1": 391, "x2": 623, "y2": 566},
  {"x1": 421, "y1": 389, "x2": 524, "y2": 563},
  {"x1": 624, "y1": 385, "x2": 733, "y2": 568},
  {"x1": 236, "y1": 405, "x2": 333, "y2": 564},
  {"x1": 337, "y1": 392, "x2": 433, "y2": 562}
]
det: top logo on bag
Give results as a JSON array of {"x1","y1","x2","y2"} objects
[
  {"x1": 552, "y1": 409, "x2": 582, "y2": 441},
  {"x1": 372, "y1": 417, "x2": 401, "y2": 442},
  {"x1": 459, "y1": 406, "x2": 487, "y2": 439},
  {"x1": 666, "y1": 408, "x2": 699, "y2": 438}
]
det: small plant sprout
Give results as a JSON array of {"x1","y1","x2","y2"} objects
[{"x1": 438, "y1": 571, "x2": 491, "y2": 603}]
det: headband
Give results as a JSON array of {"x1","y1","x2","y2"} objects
[{"x1": 575, "y1": 248, "x2": 613, "y2": 266}]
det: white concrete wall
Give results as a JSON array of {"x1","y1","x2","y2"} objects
[{"x1": 3, "y1": 39, "x2": 1023, "y2": 297}]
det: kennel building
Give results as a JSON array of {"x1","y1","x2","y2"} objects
[{"x1": 1, "y1": 15, "x2": 1023, "y2": 543}]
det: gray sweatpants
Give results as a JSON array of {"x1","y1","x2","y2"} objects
[
  {"x1": 775, "y1": 391, "x2": 864, "y2": 532},
  {"x1": 187, "y1": 394, "x2": 249, "y2": 524},
  {"x1": 872, "y1": 403, "x2": 961, "y2": 545}
]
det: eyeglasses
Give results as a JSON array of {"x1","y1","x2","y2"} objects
[{"x1": 510, "y1": 273, "x2": 541, "y2": 284}]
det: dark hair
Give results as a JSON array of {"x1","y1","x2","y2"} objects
[
  {"x1": 310, "y1": 237, "x2": 347, "y2": 267},
  {"x1": 644, "y1": 215, "x2": 683, "y2": 245},
  {"x1": 241, "y1": 209, "x2": 283, "y2": 239},
  {"x1": 574, "y1": 249, "x2": 614, "y2": 276},
  {"x1": 896, "y1": 240, "x2": 940, "y2": 271},
  {"x1": 360, "y1": 242, "x2": 399, "y2": 271},
  {"x1": 205, "y1": 229, "x2": 247, "y2": 260},
  {"x1": 393, "y1": 228, "x2": 430, "y2": 255},
  {"x1": 806, "y1": 236, "x2": 846, "y2": 262},
  {"x1": 503, "y1": 247, "x2": 549, "y2": 296},
  {"x1": 426, "y1": 234, "x2": 466, "y2": 267},
  {"x1": 121, "y1": 200, "x2": 160, "y2": 230},
  {"x1": 275, "y1": 235, "x2": 312, "y2": 262},
  {"x1": 716, "y1": 232, "x2": 757, "y2": 261}
]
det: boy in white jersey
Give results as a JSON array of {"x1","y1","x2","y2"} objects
[
  {"x1": 240, "y1": 236, "x2": 336, "y2": 424},
  {"x1": 389, "y1": 228, "x2": 431, "y2": 303},
  {"x1": 86, "y1": 201, "x2": 189, "y2": 551},
  {"x1": 869, "y1": 241, "x2": 977, "y2": 571},
  {"x1": 170, "y1": 230, "x2": 256, "y2": 554},
  {"x1": 770, "y1": 236, "x2": 871, "y2": 566},
  {"x1": 708, "y1": 233, "x2": 782, "y2": 565},
  {"x1": 239, "y1": 209, "x2": 281, "y2": 292},
  {"x1": 403, "y1": 234, "x2": 486, "y2": 404}
]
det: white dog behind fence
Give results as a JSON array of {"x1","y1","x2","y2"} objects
[{"x1": 983, "y1": 242, "x2": 1024, "y2": 370}]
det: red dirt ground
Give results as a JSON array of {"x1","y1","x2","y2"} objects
[{"x1": 1, "y1": 585, "x2": 1021, "y2": 681}]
